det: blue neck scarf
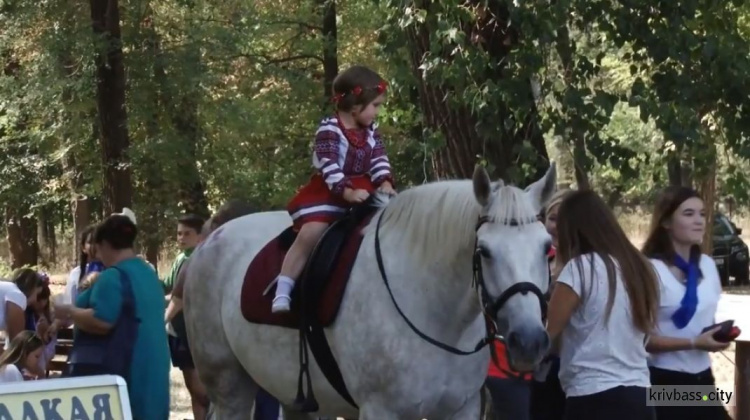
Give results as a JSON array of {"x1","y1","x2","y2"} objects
[
  {"x1": 86, "y1": 260, "x2": 105, "y2": 275},
  {"x1": 671, "y1": 254, "x2": 700, "y2": 329}
]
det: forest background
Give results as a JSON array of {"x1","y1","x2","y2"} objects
[{"x1": 1, "y1": 0, "x2": 750, "y2": 274}]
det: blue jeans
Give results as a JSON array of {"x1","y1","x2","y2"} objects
[
  {"x1": 485, "y1": 377, "x2": 532, "y2": 420},
  {"x1": 254, "y1": 387, "x2": 280, "y2": 420}
]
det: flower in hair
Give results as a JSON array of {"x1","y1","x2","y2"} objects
[
  {"x1": 332, "y1": 93, "x2": 344, "y2": 103},
  {"x1": 352, "y1": 86, "x2": 363, "y2": 96},
  {"x1": 376, "y1": 80, "x2": 388, "y2": 94}
]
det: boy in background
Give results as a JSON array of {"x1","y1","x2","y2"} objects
[{"x1": 164, "y1": 214, "x2": 209, "y2": 420}]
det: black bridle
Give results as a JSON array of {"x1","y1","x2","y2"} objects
[
  {"x1": 374, "y1": 209, "x2": 548, "y2": 357},
  {"x1": 473, "y1": 215, "x2": 548, "y2": 323}
]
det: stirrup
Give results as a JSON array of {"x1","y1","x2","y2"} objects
[
  {"x1": 272, "y1": 295, "x2": 291, "y2": 313},
  {"x1": 263, "y1": 277, "x2": 279, "y2": 296}
]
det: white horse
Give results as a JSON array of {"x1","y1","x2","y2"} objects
[{"x1": 183, "y1": 164, "x2": 557, "y2": 420}]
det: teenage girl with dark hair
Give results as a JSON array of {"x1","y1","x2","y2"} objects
[
  {"x1": 546, "y1": 190, "x2": 660, "y2": 420},
  {"x1": 642, "y1": 187, "x2": 732, "y2": 420},
  {"x1": 56, "y1": 211, "x2": 170, "y2": 419},
  {"x1": 65, "y1": 225, "x2": 104, "y2": 303},
  {"x1": 1, "y1": 269, "x2": 44, "y2": 346}
]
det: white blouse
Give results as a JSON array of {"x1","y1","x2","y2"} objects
[{"x1": 648, "y1": 255, "x2": 722, "y2": 373}]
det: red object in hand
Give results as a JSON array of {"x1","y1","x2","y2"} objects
[{"x1": 729, "y1": 326, "x2": 741, "y2": 340}]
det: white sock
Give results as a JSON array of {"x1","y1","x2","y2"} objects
[{"x1": 275, "y1": 276, "x2": 295, "y2": 298}]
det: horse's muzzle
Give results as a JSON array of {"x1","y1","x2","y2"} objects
[{"x1": 505, "y1": 324, "x2": 550, "y2": 371}]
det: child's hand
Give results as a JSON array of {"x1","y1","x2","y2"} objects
[
  {"x1": 378, "y1": 182, "x2": 397, "y2": 196},
  {"x1": 36, "y1": 317, "x2": 49, "y2": 342},
  {"x1": 343, "y1": 188, "x2": 370, "y2": 203}
]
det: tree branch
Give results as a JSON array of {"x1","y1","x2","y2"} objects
[{"x1": 231, "y1": 53, "x2": 324, "y2": 65}]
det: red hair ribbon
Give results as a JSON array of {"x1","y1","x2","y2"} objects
[{"x1": 352, "y1": 86, "x2": 363, "y2": 96}]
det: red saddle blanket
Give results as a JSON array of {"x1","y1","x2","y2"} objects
[{"x1": 240, "y1": 219, "x2": 369, "y2": 329}]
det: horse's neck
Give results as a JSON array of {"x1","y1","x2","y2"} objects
[{"x1": 393, "y1": 246, "x2": 484, "y2": 343}]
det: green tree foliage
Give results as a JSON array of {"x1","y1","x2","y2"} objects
[{"x1": 1, "y1": 0, "x2": 750, "y2": 266}]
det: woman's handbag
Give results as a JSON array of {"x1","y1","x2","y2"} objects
[{"x1": 66, "y1": 266, "x2": 140, "y2": 380}]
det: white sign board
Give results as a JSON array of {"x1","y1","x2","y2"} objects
[{"x1": 0, "y1": 375, "x2": 131, "y2": 420}]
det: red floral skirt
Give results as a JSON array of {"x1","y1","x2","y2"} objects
[{"x1": 287, "y1": 174, "x2": 375, "y2": 231}]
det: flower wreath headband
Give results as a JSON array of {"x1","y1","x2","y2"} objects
[{"x1": 332, "y1": 80, "x2": 388, "y2": 103}]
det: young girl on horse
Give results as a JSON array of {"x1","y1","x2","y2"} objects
[{"x1": 270, "y1": 65, "x2": 395, "y2": 313}]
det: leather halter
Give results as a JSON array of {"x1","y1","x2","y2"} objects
[
  {"x1": 472, "y1": 216, "x2": 548, "y2": 323},
  {"x1": 374, "y1": 209, "x2": 548, "y2": 356}
]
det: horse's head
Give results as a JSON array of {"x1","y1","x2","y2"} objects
[{"x1": 472, "y1": 163, "x2": 557, "y2": 371}]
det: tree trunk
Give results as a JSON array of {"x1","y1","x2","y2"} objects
[
  {"x1": 699, "y1": 155, "x2": 717, "y2": 253},
  {"x1": 318, "y1": 0, "x2": 338, "y2": 102},
  {"x1": 90, "y1": 0, "x2": 133, "y2": 215},
  {"x1": 171, "y1": 95, "x2": 210, "y2": 219},
  {"x1": 46, "y1": 214, "x2": 57, "y2": 265},
  {"x1": 37, "y1": 211, "x2": 49, "y2": 266},
  {"x1": 406, "y1": 1, "x2": 548, "y2": 182},
  {"x1": 140, "y1": 13, "x2": 167, "y2": 271},
  {"x1": 37, "y1": 207, "x2": 56, "y2": 266},
  {"x1": 5, "y1": 207, "x2": 38, "y2": 269},
  {"x1": 555, "y1": 26, "x2": 591, "y2": 190}
]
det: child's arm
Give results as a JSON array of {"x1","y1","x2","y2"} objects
[
  {"x1": 369, "y1": 127, "x2": 393, "y2": 188},
  {"x1": 313, "y1": 125, "x2": 351, "y2": 196}
]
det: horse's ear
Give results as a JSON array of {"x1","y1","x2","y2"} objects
[
  {"x1": 524, "y1": 162, "x2": 557, "y2": 212},
  {"x1": 473, "y1": 165, "x2": 492, "y2": 207}
]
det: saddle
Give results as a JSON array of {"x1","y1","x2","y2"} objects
[{"x1": 240, "y1": 198, "x2": 379, "y2": 411}]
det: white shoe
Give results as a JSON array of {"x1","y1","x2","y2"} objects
[{"x1": 272, "y1": 295, "x2": 291, "y2": 313}]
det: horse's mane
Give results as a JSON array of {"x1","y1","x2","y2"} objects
[{"x1": 368, "y1": 180, "x2": 539, "y2": 266}]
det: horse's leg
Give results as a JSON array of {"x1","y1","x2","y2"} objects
[
  {"x1": 446, "y1": 392, "x2": 482, "y2": 420},
  {"x1": 280, "y1": 405, "x2": 316, "y2": 420},
  {"x1": 186, "y1": 265, "x2": 259, "y2": 419},
  {"x1": 358, "y1": 404, "x2": 400, "y2": 420}
]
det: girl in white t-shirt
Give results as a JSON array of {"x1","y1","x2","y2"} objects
[
  {"x1": 546, "y1": 190, "x2": 659, "y2": 420},
  {"x1": 642, "y1": 187, "x2": 731, "y2": 420},
  {"x1": 0, "y1": 330, "x2": 44, "y2": 383},
  {"x1": 1, "y1": 269, "x2": 45, "y2": 343}
]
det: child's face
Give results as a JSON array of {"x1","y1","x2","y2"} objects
[
  {"x1": 32, "y1": 297, "x2": 48, "y2": 313},
  {"x1": 353, "y1": 93, "x2": 385, "y2": 127},
  {"x1": 177, "y1": 223, "x2": 201, "y2": 250},
  {"x1": 24, "y1": 347, "x2": 42, "y2": 370},
  {"x1": 26, "y1": 287, "x2": 42, "y2": 306}
]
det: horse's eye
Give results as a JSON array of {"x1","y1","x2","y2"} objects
[{"x1": 477, "y1": 246, "x2": 491, "y2": 259}]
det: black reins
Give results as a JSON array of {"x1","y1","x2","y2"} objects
[{"x1": 373, "y1": 209, "x2": 548, "y2": 356}]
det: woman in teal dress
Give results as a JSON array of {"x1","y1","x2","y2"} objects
[{"x1": 58, "y1": 211, "x2": 171, "y2": 420}]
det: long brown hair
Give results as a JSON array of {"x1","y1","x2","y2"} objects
[
  {"x1": 556, "y1": 190, "x2": 659, "y2": 332},
  {"x1": 0, "y1": 331, "x2": 44, "y2": 370},
  {"x1": 11, "y1": 268, "x2": 44, "y2": 297},
  {"x1": 641, "y1": 186, "x2": 703, "y2": 264}
]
